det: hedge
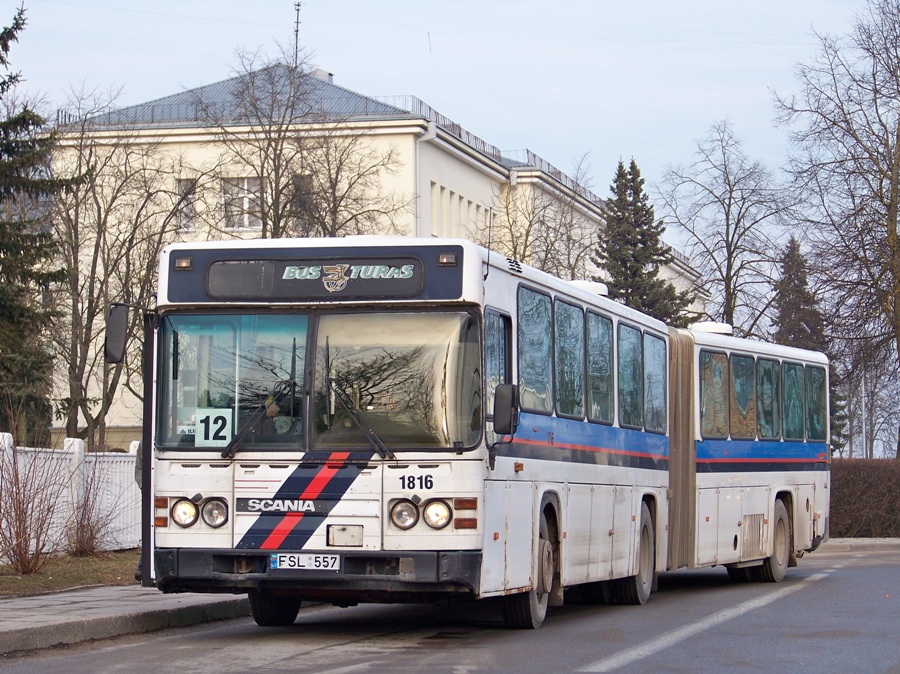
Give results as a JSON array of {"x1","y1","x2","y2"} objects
[{"x1": 830, "y1": 459, "x2": 900, "y2": 537}]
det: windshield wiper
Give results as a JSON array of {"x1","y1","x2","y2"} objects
[
  {"x1": 329, "y1": 377, "x2": 395, "y2": 460},
  {"x1": 221, "y1": 378, "x2": 295, "y2": 459}
]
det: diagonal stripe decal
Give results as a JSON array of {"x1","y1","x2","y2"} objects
[
  {"x1": 260, "y1": 454, "x2": 349, "y2": 549},
  {"x1": 236, "y1": 451, "x2": 372, "y2": 550}
]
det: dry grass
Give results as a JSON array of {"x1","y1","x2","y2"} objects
[{"x1": 0, "y1": 549, "x2": 140, "y2": 596}]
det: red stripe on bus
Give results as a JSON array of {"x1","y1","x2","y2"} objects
[
  {"x1": 698, "y1": 457, "x2": 827, "y2": 464},
  {"x1": 514, "y1": 437, "x2": 667, "y2": 461},
  {"x1": 260, "y1": 451, "x2": 351, "y2": 550}
]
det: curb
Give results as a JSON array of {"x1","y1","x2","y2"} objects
[
  {"x1": 0, "y1": 596, "x2": 249, "y2": 656},
  {"x1": 818, "y1": 538, "x2": 900, "y2": 553}
]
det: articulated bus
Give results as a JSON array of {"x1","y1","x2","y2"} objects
[{"x1": 106, "y1": 237, "x2": 830, "y2": 629}]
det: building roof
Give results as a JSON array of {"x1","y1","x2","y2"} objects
[
  {"x1": 71, "y1": 65, "x2": 605, "y2": 207},
  {"x1": 85, "y1": 66, "x2": 411, "y2": 128}
]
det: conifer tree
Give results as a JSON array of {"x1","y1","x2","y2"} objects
[
  {"x1": 0, "y1": 8, "x2": 62, "y2": 444},
  {"x1": 593, "y1": 159, "x2": 694, "y2": 326},
  {"x1": 772, "y1": 236, "x2": 847, "y2": 452}
]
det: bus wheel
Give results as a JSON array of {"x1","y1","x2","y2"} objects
[
  {"x1": 249, "y1": 590, "x2": 301, "y2": 626},
  {"x1": 756, "y1": 499, "x2": 790, "y2": 583},
  {"x1": 726, "y1": 565, "x2": 752, "y2": 583},
  {"x1": 502, "y1": 512, "x2": 555, "y2": 629},
  {"x1": 613, "y1": 502, "x2": 655, "y2": 605},
  {"x1": 581, "y1": 580, "x2": 613, "y2": 604}
]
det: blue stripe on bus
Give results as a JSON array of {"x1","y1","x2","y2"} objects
[
  {"x1": 499, "y1": 412, "x2": 669, "y2": 470},
  {"x1": 696, "y1": 439, "x2": 829, "y2": 472}
]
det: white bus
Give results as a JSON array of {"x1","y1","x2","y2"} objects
[{"x1": 106, "y1": 237, "x2": 830, "y2": 629}]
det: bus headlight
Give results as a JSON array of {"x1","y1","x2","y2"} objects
[
  {"x1": 171, "y1": 498, "x2": 199, "y2": 528},
  {"x1": 390, "y1": 500, "x2": 419, "y2": 529},
  {"x1": 201, "y1": 498, "x2": 229, "y2": 528},
  {"x1": 423, "y1": 499, "x2": 452, "y2": 529}
]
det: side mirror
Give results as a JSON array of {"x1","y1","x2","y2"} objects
[
  {"x1": 105, "y1": 303, "x2": 129, "y2": 364},
  {"x1": 492, "y1": 383, "x2": 519, "y2": 435}
]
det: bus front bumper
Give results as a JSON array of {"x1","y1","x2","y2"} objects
[{"x1": 154, "y1": 548, "x2": 482, "y2": 602}]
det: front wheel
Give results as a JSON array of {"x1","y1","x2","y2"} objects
[
  {"x1": 502, "y1": 511, "x2": 555, "y2": 629},
  {"x1": 612, "y1": 502, "x2": 655, "y2": 605},
  {"x1": 249, "y1": 590, "x2": 301, "y2": 626}
]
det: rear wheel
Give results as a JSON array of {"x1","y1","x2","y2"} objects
[
  {"x1": 726, "y1": 565, "x2": 752, "y2": 583},
  {"x1": 502, "y1": 511, "x2": 555, "y2": 629},
  {"x1": 581, "y1": 580, "x2": 613, "y2": 604},
  {"x1": 248, "y1": 590, "x2": 301, "y2": 626},
  {"x1": 612, "y1": 502, "x2": 655, "y2": 605},
  {"x1": 756, "y1": 499, "x2": 791, "y2": 583}
]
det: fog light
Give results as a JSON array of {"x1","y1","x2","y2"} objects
[
  {"x1": 171, "y1": 498, "x2": 199, "y2": 528},
  {"x1": 423, "y1": 499, "x2": 452, "y2": 529},
  {"x1": 390, "y1": 500, "x2": 419, "y2": 530},
  {"x1": 201, "y1": 498, "x2": 228, "y2": 528}
]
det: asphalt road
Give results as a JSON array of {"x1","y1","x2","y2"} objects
[{"x1": 3, "y1": 547, "x2": 898, "y2": 674}]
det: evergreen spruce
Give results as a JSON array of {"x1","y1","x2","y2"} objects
[
  {"x1": 593, "y1": 159, "x2": 694, "y2": 326},
  {"x1": 0, "y1": 8, "x2": 62, "y2": 444},
  {"x1": 772, "y1": 236, "x2": 847, "y2": 452}
]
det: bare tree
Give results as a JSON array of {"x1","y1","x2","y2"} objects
[
  {"x1": 536, "y1": 154, "x2": 597, "y2": 280},
  {"x1": 479, "y1": 156, "x2": 597, "y2": 280},
  {"x1": 478, "y1": 175, "x2": 554, "y2": 264},
  {"x1": 194, "y1": 44, "x2": 410, "y2": 239},
  {"x1": 775, "y1": 0, "x2": 900, "y2": 457},
  {"x1": 657, "y1": 120, "x2": 796, "y2": 335},
  {"x1": 51, "y1": 88, "x2": 193, "y2": 450}
]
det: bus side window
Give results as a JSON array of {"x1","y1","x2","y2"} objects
[
  {"x1": 756, "y1": 358, "x2": 781, "y2": 440},
  {"x1": 783, "y1": 362, "x2": 805, "y2": 440},
  {"x1": 555, "y1": 300, "x2": 585, "y2": 418},
  {"x1": 617, "y1": 324, "x2": 643, "y2": 429},
  {"x1": 806, "y1": 365, "x2": 827, "y2": 441},
  {"x1": 587, "y1": 312, "x2": 613, "y2": 424},
  {"x1": 700, "y1": 351, "x2": 728, "y2": 438},
  {"x1": 485, "y1": 311, "x2": 511, "y2": 421},
  {"x1": 644, "y1": 333, "x2": 667, "y2": 434},
  {"x1": 729, "y1": 354, "x2": 756, "y2": 439},
  {"x1": 517, "y1": 287, "x2": 553, "y2": 414}
]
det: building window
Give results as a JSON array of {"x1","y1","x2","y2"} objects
[
  {"x1": 222, "y1": 177, "x2": 262, "y2": 229},
  {"x1": 289, "y1": 174, "x2": 315, "y2": 223},
  {"x1": 175, "y1": 178, "x2": 198, "y2": 231}
]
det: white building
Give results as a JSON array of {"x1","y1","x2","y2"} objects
[{"x1": 53, "y1": 66, "x2": 702, "y2": 449}]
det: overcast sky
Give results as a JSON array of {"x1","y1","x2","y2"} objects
[{"x1": 5, "y1": 0, "x2": 868, "y2": 205}]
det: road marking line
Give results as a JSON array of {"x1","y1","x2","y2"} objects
[{"x1": 578, "y1": 572, "x2": 829, "y2": 672}]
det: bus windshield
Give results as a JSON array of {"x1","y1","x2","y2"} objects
[
  {"x1": 156, "y1": 311, "x2": 482, "y2": 452},
  {"x1": 313, "y1": 312, "x2": 482, "y2": 451}
]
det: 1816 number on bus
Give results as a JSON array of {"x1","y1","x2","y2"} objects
[{"x1": 399, "y1": 475, "x2": 434, "y2": 490}]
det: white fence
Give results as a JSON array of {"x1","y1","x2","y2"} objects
[{"x1": 0, "y1": 433, "x2": 140, "y2": 560}]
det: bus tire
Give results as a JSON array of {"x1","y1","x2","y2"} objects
[
  {"x1": 249, "y1": 590, "x2": 301, "y2": 626},
  {"x1": 502, "y1": 511, "x2": 555, "y2": 629},
  {"x1": 726, "y1": 565, "x2": 752, "y2": 583},
  {"x1": 756, "y1": 499, "x2": 790, "y2": 583},
  {"x1": 612, "y1": 502, "x2": 654, "y2": 605}
]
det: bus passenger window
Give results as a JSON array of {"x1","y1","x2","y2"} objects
[
  {"x1": 729, "y1": 354, "x2": 756, "y2": 439},
  {"x1": 700, "y1": 351, "x2": 728, "y2": 438},
  {"x1": 517, "y1": 287, "x2": 553, "y2": 413},
  {"x1": 806, "y1": 366, "x2": 827, "y2": 441},
  {"x1": 587, "y1": 313, "x2": 613, "y2": 424},
  {"x1": 618, "y1": 324, "x2": 643, "y2": 429},
  {"x1": 783, "y1": 362, "x2": 805, "y2": 440},
  {"x1": 756, "y1": 359, "x2": 781, "y2": 440},
  {"x1": 485, "y1": 311, "x2": 511, "y2": 419},
  {"x1": 555, "y1": 301, "x2": 585, "y2": 418},
  {"x1": 644, "y1": 333, "x2": 667, "y2": 434}
]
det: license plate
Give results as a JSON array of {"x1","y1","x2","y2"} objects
[{"x1": 270, "y1": 553, "x2": 340, "y2": 571}]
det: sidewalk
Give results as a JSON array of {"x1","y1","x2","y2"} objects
[
  {"x1": 0, "y1": 584, "x2": 249, "y2": 655},
  {"x1": 0, "y1": 538, "x2": 897, "y2": 656}
]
